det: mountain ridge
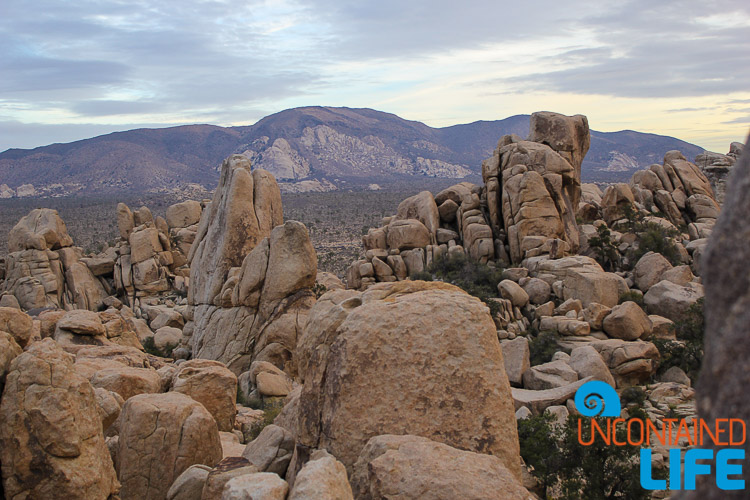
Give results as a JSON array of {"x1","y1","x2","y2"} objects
[{"x1": 0, "y1": 106, "x2": 705, "y2": 196}]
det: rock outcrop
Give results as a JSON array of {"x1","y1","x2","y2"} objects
[
  {"x1": 688, "y1": 135, "x2": 749, "y2": 499},
  {"x1": 0, "y1": 339, "x2": 119, "y2": 499},
  {"x1": 117, "y1": 392, "x2": 222, "y2": 500},
  {"x1": 2, "y1": 209, "x2": 108, "y2": 310},
  {"x1": 294, "y1": 281, "x2": 521, "y2": 479},
  {"x1": 186, "y1": 155, "x2": 316, "y2": 375},
  {"x1": 351, "y1": 435, "x2": 531, "y2": 500}
]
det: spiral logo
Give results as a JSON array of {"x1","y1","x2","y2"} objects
[{"x1": 574, "y1": 381, "x2": 621, "y2": 417}]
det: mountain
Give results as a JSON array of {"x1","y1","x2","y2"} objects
[{"x1": 0, "y1": 106, "x2": 704, "y2": 196}]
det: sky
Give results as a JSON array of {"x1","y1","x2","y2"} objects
[{"x1": 1, "y1": 0, "x2": 749, "y2": 153}]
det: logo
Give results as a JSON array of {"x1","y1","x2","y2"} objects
[{"x1": 573, "y1": 381, "x2": 746, "y2": 491}]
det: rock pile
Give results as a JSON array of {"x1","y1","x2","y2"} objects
[{"x1": 1, "y1": 208, "x2": 108, "y2": 310}]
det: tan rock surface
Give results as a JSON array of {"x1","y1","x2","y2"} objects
[
  {"x1": 296, "y1": 281, "x2": 521, "y2": 478},
  {"x1": 117, "y1": 392, "x2": 223, "y2": 500},
  {"x1": 0, "y1": 339, "x2": 119, "y2": 499}
]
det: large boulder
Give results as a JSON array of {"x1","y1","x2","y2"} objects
[
  {"x1": 687, "y1": 137, "x2": 750, "y2": 499},
  {"x1": 351, "y1": 435, "x2": 531, "y2": 500},
  {"x1": 8, "y1": 208, "x2": 73, "y2": 252},
  {"x1": 602, "y1": 301, "x2": 652, "y2": 340},
  {"x1": 0, "y1": 306, "x2": 33, "y2": 347},
  {"x1": 395, "y1": 190, "x2": 440, "y2": 240},
  {"x1": 643, "y1": 280, "x2": 704, "y2": 321},
  {"x1": 288, "y1": 450, "x2": 353, "y2": 500},
  {"x1": 0, "y1": 330, "x2": 22, "y2": 394},
  {"x1": 189, "y1": 155, "x2": 283, "y2": 306},
  {"x1": 170, "y1": 359, "x2": 238, "y2": 432},
  {"x1": 633, "y1": 252, "x2": 673, "y2": 292},
  {"x1": 117, "y1": 392, "x2": 222, "y2": 500},
  {"x1": 0, "y1": 339, "x2": 119, "y2": 499},
  {"x1": 295, "y1": 281, "x2": 521, "y2": 479}
]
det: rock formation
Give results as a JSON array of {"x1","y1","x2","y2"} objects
[
  {"x1": 184, "y1": 155, "x2": 317, "y2": 376},
  {"x1": 688, "y1": 136, "x2": 750, "y2": 499},
  {"x1": 694, "y1": 141, "x2": 745, "y2": 203},
  {"x1": 293, "y1": 281, "x2": 521, "y2": 480},
  {"x1": 0, "y1": 339, "x2": 119, "y2": 499},
  {"x1": 1, "y1": 209, "x2": 108, "y2": 310}
]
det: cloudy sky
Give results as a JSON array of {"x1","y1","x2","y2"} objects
[{"x1": 1, "y1": 0, "x2": 749, "y2": 152}]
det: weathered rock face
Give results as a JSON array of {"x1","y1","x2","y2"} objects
[
  {"x1": 0, "y1": 339, "x2": 119, "y2": 499},
  {"x1": 525, "y1": 255, "x2": 629, "y2": 307},
  {"x1": 117, "y1": 392, "x2": 222, "y2": 500},
  {"x1": 483, "y1": 112, "x2": 589, "y2": 263},
  {"x1": 695, "y1": 141, "x2": 744, "y2": 204},
  {"x1": 351, "y1": 435, "x2": 531, "y2": 500},
  {"x1": 295, "y1": 281, "x2": 521, "y2": 479},
  {"x1": 288, "y1": 449, "x2": 353, "y2": 500},
  {"x1": 2, "y1": 208, "x2": 107, "y2": 311},
  {"x1": 170, "y1": 359, "x2": 238, "y2": 432},
  {"x1": 8, "y1": 208, "x2": 74, "y2": 252},
  {"x1": 628, "y1": 150, "x2": 720, "y2": 240},
  {"x1": 688, "y1": 136, "x2": 749, "y2": 499},
  {"x1": 190, "y1": 155, "x2": 283, "y2": 305},
  {"x1": 183, "y1": 155, "x2": 317, "y2": 376}
]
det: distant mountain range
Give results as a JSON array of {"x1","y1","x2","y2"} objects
[{"x1": 0, "y1": 106, "x2": 705, "y2": 196}]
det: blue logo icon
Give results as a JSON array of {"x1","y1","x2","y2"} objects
[{"x1": 574, "y1": 380, "x2": 621, "y2": 417}]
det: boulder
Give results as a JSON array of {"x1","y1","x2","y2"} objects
[
  {"x1": 633, "y1": 252, "x2": 673, "y2": 292},
  {"x1": 288, "y1": 449, "x2": 353, "y2": 500},
  {"x1": 170, "y1": 359, "x2": 238, "y2": 432},
  {"x1": 567, "y1": 345, "x2": 616, "y2": 386},
  {"x1": 498, "y1": 279, "x2": 529, "y2": 308},
  {"x1": 687, "y1": 138, "x2": 750, "y2": 499},
  {"x1": 8, "y1": 208, "x2": 73, "y2": 252},
  {"x1": 166, "y1": 464, "x2": 212, "y2": 500},
  {"x1": 643, "y1": 280, "x2": 704, "y2": 321},
  {"x1": 90, "y1": 366, "x2": 162, "y2": 401},
  {"x1": 296, "y1": 281, "x2": 521, "y2": 479},
  {"x1": 57, "y1": 309, "x2": 106, "y2": 336},
  {"x1": 511, "y1": 377, "x2": 592, "y2": 414},
  {"x1": 501, "y1": 337, "x2": 530, "y2": 386},
  {"x1": 520, "y1": 277, "x2": 551, "y2": 304},
  {"x1": 0, "y1": 330, "x2": 23, "y2": 397},
  {"x1": 166, "y1": 200, "x2": 203, "y2": 229},
  {"x1": 222, "y1": 472, "x2": 289, "y2": 500},
  {"x1": 522, "y1": 360, "x2": 578, "y2": 390},
  {"x1": 117, "y1": 392, "x2": 222, "y2": 500},
  {"x1": 201, "y1": 457, "x2": 258, "y2": 499},
  {"x1": 0, "y1": 306, "x2": 33, "y2": 347},
  {"x1": 0, "y1": 339, "x2": 118, "y2": 499},
  {"x1": 395, "y1": 190, "x2": 440, "y2": 239},
  {"x1": 591, "y1": 339, "x2": 660, "y2": 388},
  {"x1": 242, "y1": 424, "x2": 295, "y2": 475},
  {"x1": 602, "y1": 301, "x2": 652, "y2": 340},
  {"x1": 385, "y1": 219, "x2": 431, "y2": 250},
  {"x1": 351, "y1": 435, "x2": 531, "y2": 500}
]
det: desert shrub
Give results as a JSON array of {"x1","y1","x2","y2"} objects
[
  {"x1": 621, "y1": 205, "x2": 682, "y2": 266},
  {"x1": 587, "y1": 225, "x2": 619, "y2": 271},
  {"x1": 527, "y1": 329, "x2": 560, "y2": 366},
  {"x1": 409, "y1": 270, "x2": 433, "y2": 281},
  {"x1": 418, "y1": 254, "x2": 503, "y2": 316},
  {"x1": 653, "y1": 298, "x2": 704, "y2": 382},
  {"x1": 619, "y1": 290, "x2": 644, "y2": 307},
  {"x1": 518, "y1": 414, "x2": 650, "y2": 500},
  {"x1": 620, "y1": 386, "x2": 647, "y2": 407},
  {"x1": 141, "y1": 336, "x2": 175, "y2": 358},
  {"x1": 312, "y1": 282, "x2": 328, "y2": 298},
  {"x1": 245, "y1": 397, "x2": 285, "y2": 440}
]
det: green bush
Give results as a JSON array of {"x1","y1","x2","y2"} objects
[
  {"x1": 518, "y1": 414, "x2": 651, "y2": 499},
  {"x1": 621, "y1": 205, "x2": 682, "y2": 266},
  {"x1": 245, "y1": 397, "x2": 285, "y2": 441},
  {"x1": 528, "y1": 329, "x2": 560, "y2": 366},
  {"x1": 142, "y1": 336, "x2": 176, "y2": 358},
  {"x1": 587, "y1": 225, "x2": 619, "y2": 271},
  {"x1": 416, "y1": 254, "x2": 503, "y2": 316},
  {"x1": 653, "y1": 298, "x2": 704, "y2": 382},
  {"x1": 618, "y1": 291, "x2": 644, "y2": 307}
]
